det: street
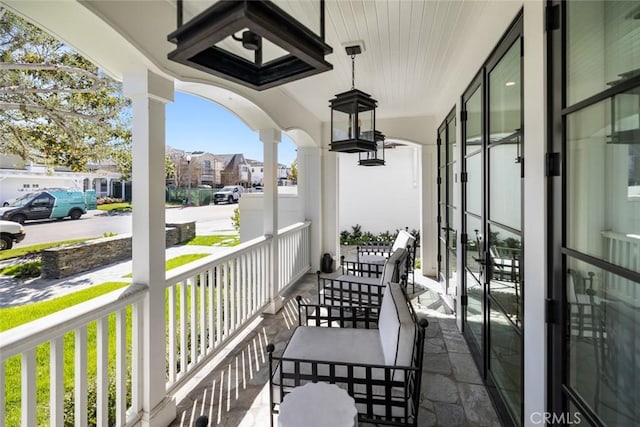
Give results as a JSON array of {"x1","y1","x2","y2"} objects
[{"x1": 17, "y1": 203, "x2": 237, "y2": 246}]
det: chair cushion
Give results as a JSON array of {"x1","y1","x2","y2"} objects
[
  {"x1": 380, "y1": 248, "x2": 408, "y2": 285},
  {"x1": 332, "y1": 275, "x2": 381, "y2": 286},
  {"x1": 282, "y1": 326, "x2": 384, "y2": 366},
  {"x1": 391, "y1": 230, "x2": 414, "y2": 252},
  {"x1": 378, "y1": 284, "x2": 400, "y2": 365},
  {"x1": 358, "y1": 254, "x2": 386, "y2": 265},
  {"x1": 378, "y1": 283, "x2": 416, "y2": 370}
]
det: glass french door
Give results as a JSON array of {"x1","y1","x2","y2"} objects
[
  {"x1": 438, "y1": 109, "x2": 457, "y2": 297},
  {"x1": 549, "y1": 1, "x2": 640, "y2": 425},
  {"x1": 461, "y1": 14, "x2": 523, "y2": 426}
]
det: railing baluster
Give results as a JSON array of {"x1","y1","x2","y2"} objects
[
  {"x1": 231, "y1": 260, "x2": 237, "y2": 330},
  {"x1": 115, "y1": 309, "x2": 126, "y2": 426},
  {"x1": 223, "y1": 264, "x2": 230, "y2": 338},
  {"x1": 243, "y1": 253, "x2": 248, "y2": 320},
  {"x1": 96, "y1": 317, "x2": 109, "y2": 426},
  {"x1": 168, "y1": 285, "x2": 177, "y2": 383},
  {"x1": 75, "y1": 326, "x2": 88, "y2": 427},
  {"x1": 50, "y1": 336, "x2": 64, "y2": 426},
  {"x1": 180, "y1": 280, "x2": 187, "y2": 375},
  {"x1": 132, "y1": 301, "x2": 142, "y2": 413},
  {"x1": 208, "y1": 268, "x2": 214, "y2": 351},
  {"x1": 190, "y1": 276, "x2": 197, "y2": 365},
  {"x1": 22, "y1": 348, "x2": 36, "y2": 427},
  {"x1": 0, "y1": 361, "x2": 4, "y2": 423},
  {"x1": 200, "y1": 272, "x2": 207, "y2": 356},
  {"x1": 216, "y1": 265, "x2": 223, "y2": 346}
]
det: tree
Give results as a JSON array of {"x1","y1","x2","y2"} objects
[
  {"x1": 288, "y1": 159, "x2": 298, "y2": 184},
  {"x1": 0, "y1": 8, "x2": 130, "y2": 171}
]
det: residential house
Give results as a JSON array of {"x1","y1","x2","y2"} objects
[
  {"x1": 1, "y1": 2, "x2": 638, "y2": 427},
  {"x1": 165, "y1": 147, "x2": 224, "y2": 188},
  {"x1": 247, "y1": 158, "x2": 264, "y2": 186},
  {"x1": 0, "y1": 154, "x2": 122, "y2": 203},
  {"x1": 217, "y1": 153, "x2": 252, "y2": 187},
  {"x1": 247, "y1": 159, "x2": 291, "y2": 186}
]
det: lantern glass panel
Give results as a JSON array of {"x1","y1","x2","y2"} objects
[
  {"x1": 272, "y1": 0, "x2": 321, "y2": 36},
  {"x1": 332, "y1": 109, "x2": 351, "y2": 142},
  {"x1": 358, "y1": 108, "x2": 375, "y2": 141}
]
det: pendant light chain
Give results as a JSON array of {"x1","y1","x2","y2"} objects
[{"x1": 351, "y1": 54, "x2": 356, "y2": 89}]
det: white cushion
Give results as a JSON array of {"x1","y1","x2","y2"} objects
[
  {"x1": 392, "y1": 230, "x2": 415, "y2": 252},
  {"x1": 332, "y1": 275, "x2": 381, "y2": 286},
  {"x1": 380, "y1": 248, "x2": 408, "y2": 285},
  {"x1": 390, "y1": 284, "x2": 416, "y2": 369},
  {"x1": 358, "y1": 254, "x2": 386, "y2": 265},
  {"x1": 378, "y1": 284, "x2": 400, "y2": 365},
  {"x1": 282, "y1": 326, "x2": 384, "y2": 365}
]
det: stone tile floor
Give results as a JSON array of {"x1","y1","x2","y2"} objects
[{"x1": 169, "y1": 273, "x2": 502, "y2": 427}]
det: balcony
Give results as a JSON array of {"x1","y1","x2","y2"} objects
[{"x1": 0, "y1": 221, "x2": 498, "y2": 426}]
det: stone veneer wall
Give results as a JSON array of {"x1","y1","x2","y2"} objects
[{"x1": 41, "y1": 221, "x2": 196, "y2": 279}]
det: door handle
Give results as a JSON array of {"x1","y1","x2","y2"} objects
[{"x1": 473, "y1": 257, "x2": 486, "y2": 265}]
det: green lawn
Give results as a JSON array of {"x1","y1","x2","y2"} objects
[
  {"x1": 187, "y1": 234, "x2": 239, "y2": 247},
  {"x1": 0, "y1": 238, "x2": 91, "y2": 261}
]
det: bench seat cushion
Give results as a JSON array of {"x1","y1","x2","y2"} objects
[
  {"x1": 281, "y1": 326, "x2": 383, "y2": 366},
  {"x1": 358, "y1": 254, "x2": 386, "y2": 265}
]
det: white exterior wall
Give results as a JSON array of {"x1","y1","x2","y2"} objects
[
  {"x1": 239, "y1": 193, "x2": 303, "y2": 242},
  {"x1": 0, "y1": 171, "x2": 120, "y2": 204},
  {"x1": 339, "y1": 146, "x2": 421, "y2": 234}
]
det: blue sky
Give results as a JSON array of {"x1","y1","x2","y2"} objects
[{"x1": 165, "y1": 92, "x2": 298, "y2": 166}]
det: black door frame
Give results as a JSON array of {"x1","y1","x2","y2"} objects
[
  {"x1": 437, "y1": 108, "x2": 457, "y2": 297},
  {"x1": 547, "y1": 1, "x2": 640, "y2": 425},
  {"x1": 460, "y1": 11, "x2": 524, "y2": 426}
]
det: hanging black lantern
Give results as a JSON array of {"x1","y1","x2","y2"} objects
[
  {"x1": 329, "y1": 45, "x2": 377, "y2": 153},
  {"x1": 359, "y1": 130, "x2": 386, "y2": 166},
  {"x1": 168, "y1": 0, "x2": 332, "y2": 91}
]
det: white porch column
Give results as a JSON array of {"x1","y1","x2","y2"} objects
[
  {"x1": 420, "y1": 144, "x2": 438, "y2": 278},
  {"x1": 123, "y1": 69, "x2": 175, "y2": 426},
  {"x1": 261, "y1": 128, "x2": 282, "y2": 314},
  {"x1": 298, "y1": 147, "x2": 322, "y2": 271},
  {"x1": 321, "y1": 138, "x2": 340, "y2": 270}
]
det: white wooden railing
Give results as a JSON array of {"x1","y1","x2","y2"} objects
[
  {"x1": 278, "y1": 222, "x2": 312, "y2": 293},
  {"x1": 0, "y1": 221, "x2": 311, "y2": 426},
  {"x1": 0, "y1": 284, "x2": 146, "y2": 427},
  {"x1": 164, "y1": 221, "x2": 311, "y2": 391},
  {"x1": 602, "y1": 230, "x2": 640, "y2": 299}
]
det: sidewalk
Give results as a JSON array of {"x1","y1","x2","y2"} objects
[{"x1": 0, "y1": 244, "x2": 234, "y2": 309}]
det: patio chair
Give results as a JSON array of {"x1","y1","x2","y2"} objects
[
  {"x1": 318, "y1": 247, "x2": 409, "y2": 308},
  {"x1": 268, "y1": 282, "x2": 428, "y2": 427},
  {"x1": 356, "y1": 229, "x2": 416, "y2": 290}
]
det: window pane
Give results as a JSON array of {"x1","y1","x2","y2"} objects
[
  {"x1": 448, "y1": 117, "x2": 457, "y2": 166},
  {"x1": 567, "y1": 92, "x2": 640, "y2": 272},
  {"x1": 466, "y1": 89, "x2": 482, "y2": 155},
  {"x1": 567, "y1": 1, "x2": 640, "y2": 105},
  {"x1": 489, "y1": 225, "x2": 522, "y2": 327},
  {"x1": 489, "y1": 305, "x2": 522, "y2": 423},
  {"x1": 466, "y1": 270, "x2": 483, "y2": 348},
  {"x1": 489, "y1": 40, "x2": 521, "y2": 144},
  {"x1": 465, "y1": 214, "x2": 483, "y2": 281},
  {"x1": 466, "y1": 151, "x2": 482, "y2": 216},
  {"x1": 439, "y1": 128, "x2": 446, "y2": 167},
  {"x1": 566, "y1": 257, "x2": 640, "y2": 425},
  {"x1": 489, "y1": 143, "x2": 521, "y2": 230}
]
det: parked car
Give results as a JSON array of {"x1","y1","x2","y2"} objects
[
  {"x1": 213, "y1": 185, "x2": 244, "y2": 205},
  {"x1": 0, "y1": 189, "x2": 87, "y2": 224},
  {"x1": 0, "y1": 220, "x2": 26, "y2": 250}
]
